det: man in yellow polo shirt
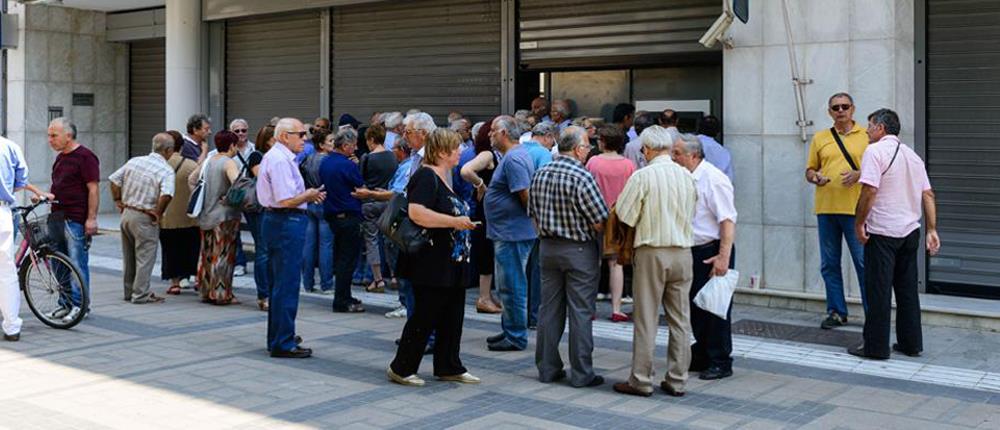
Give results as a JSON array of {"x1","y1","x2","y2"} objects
[{"x1": 805, "y1": 92, "x2": 867, "y2": 330}]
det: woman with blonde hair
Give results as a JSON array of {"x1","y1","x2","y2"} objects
[{"x1": 388, "y1": 128, "x2": 479, "y2": 386}]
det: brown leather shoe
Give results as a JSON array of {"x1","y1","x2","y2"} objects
[
  {"x1": 476, "y1": 297, "x2": 502, "y2": 314},
  {"x1": 660, "y1": 381, "x2": 686, "y2": 397},
  {"x1": 613, "y1": 382, "x2": 652, "y2": 397}
]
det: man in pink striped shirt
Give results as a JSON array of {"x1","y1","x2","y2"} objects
[{"x1": 849, "y1": 108, "x2": 940, "y2": 360}]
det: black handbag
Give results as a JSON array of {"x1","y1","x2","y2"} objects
[{"x1": 377, "y1": 192, "x2": 432, "y2": 254}]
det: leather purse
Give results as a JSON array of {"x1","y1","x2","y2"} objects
[{"x1": 377, "y1": 192, "x2": 431, "y2": 255}]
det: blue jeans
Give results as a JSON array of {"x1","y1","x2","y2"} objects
[
  {"x1": 245, "y1": 212, "x2": 269, "y2": 299},
  {"x1": 263, "y1": 211, "x2": 307, "y2": 352},
  {"x1": 301, "y1": 203, "x2": 334, "y2": 292},
  {"x1": 527, "y1": 240, "x2": 541, "y2": 327},
  {"x1": 235, "y1": 222, "x2": 247, "y2": 267},
  {"x1": 818, "y1": 214, "x2": 866, "y2": 317},
  {"x1": 64, "y1": 220, "x2": 91, "y2": 308},
  {"x1": 494, "y1": 239, "x2": 534, "y2": 349}
]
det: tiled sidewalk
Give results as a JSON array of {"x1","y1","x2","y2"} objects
[{"x1": 2, "y1": 263, "x2": 999, "y2": 429}]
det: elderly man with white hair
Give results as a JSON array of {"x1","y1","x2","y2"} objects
[
  {"x1": 383, "y1": 112, "x2": 405, "y2": 151},
  {"x1": 671, "y1": 133, "x2": 737, "y2": 381},
  {"x1": 549, "y1": 100, "x2": 573, "y2": 131},
  {"x1": 612, "y1": 125, "x2": 698, "y2": 398}
]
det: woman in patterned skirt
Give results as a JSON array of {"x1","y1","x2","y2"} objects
[{"x1": 190, "y1": 130, "x2": 243, "y2": 304}]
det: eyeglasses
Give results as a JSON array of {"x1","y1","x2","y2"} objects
[
  {"x1": 284, "y1": 131, "x2": 307, "y2": 138},
  {"x1": 830, "y1": 104, "x2": 852, "y2": 112},
  {"x1": 233, "y1": 128, "x2": 248, "y2": 134}
]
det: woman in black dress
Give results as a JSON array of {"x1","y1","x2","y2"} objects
[
  {"x1": 459, "y1": 118, "x2": 502, "y2": 314},
  {"x1": 388, "y1": 128, "x2": 479, "y2": 386}
]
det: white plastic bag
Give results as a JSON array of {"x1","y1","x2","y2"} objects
[{"x1": 693, "y1": 270, "x2": 740, "y2": 319}]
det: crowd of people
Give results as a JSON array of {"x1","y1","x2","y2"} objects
[{"x1": 0, "y1": 93, "x2": 940, "y2": 398}]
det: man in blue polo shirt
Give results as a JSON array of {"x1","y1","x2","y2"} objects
[
  {"x1": 485, "y1": 115, "x2": 537, "y2": 352},
  {"x1": 318, "y1": 128, "x2": 366, "y2": 313}
]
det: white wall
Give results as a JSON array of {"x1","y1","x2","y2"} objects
[
  {"x1": 6, "y1": 4, "x2": 129, "y2": 213},
  {"x1": 723, "y1": 0, "x2": 915, "y2": 295}
]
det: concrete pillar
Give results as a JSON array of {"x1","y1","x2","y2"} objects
[{"x1": 165, "y1": 0, "x2": 202, "y2": 131}]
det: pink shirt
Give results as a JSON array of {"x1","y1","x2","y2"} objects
[
  {"x1": 859, "y1": 135, "x2": 931, "y2": 238},
  {"x1": 586, "y1": 155, "x2": 636, "y2": 207},
  {"x1": 256, "y1": 142, "x2": 307, "y2": 210}
]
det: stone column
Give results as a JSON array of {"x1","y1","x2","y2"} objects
[{"x1": 165, "y1": 0, "x2": 202, "y2": 131}]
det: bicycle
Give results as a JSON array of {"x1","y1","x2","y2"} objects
[{"x1": 13, "y1": 199, "x2": 89, "y2": 329}]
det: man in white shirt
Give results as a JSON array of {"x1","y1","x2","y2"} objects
[
  {"x1": 671, "y1": 134, "x2": 737, "y2": 381},
  {"x1": 549, "y1": 100, "x2": 573, "y2": 131}
]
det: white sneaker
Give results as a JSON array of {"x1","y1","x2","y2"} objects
[
  {"x1": 385, "y1": 306, "x2": 407, "y2": 319},
  {"x1": 61, "y1": 306, "x2": 82, "y2": 323},
  {"x1": 47, "y1": 307, "x2": 70, "y2": 319},
  {"x1": 179, "y1": 278, "x2": 191, "y2": 289},
  {"x1": 234, "y1": 266, "x2": 246, "y2": 277},
  {"x1": 621, "y1": 296, "x2": 634, "y2": 304},
  {"x1": 596, "y1": 293, "x2": 609, "y2": 301}
]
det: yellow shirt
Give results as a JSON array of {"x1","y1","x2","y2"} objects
[
  {"x1": 806, "y1": 123, "x2": 868, "y2": 215},
  {"x1": 615, "y1": 155, "x2": 697, "y2": 249}
]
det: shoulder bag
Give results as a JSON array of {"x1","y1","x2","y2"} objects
[
  {"x1": 376, "y1": 168, "x2": 439, "y2": 254},
  {"x1": 185, "y1": 159, "x2": 211, "y2": 218},
  {"x1": 829, "y1": 127, "x2": 859, "y2": 171},
  {"x1": 225, "y1": 153, "x2": 262, "y2": 213}
]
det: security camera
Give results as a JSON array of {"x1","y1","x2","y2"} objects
[{"x1": 699, "y1": 10, "x2": 734, "y2": 49}]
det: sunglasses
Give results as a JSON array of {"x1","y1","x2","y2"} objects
[
  {"x1": 233, "y1": 128, "x2": 248, "y2": 134},
  {"x1": 284, "y1": 131, "x2": 307, "y2": 138},
  {"x1": 830, "y1": 104, "x2": 852, "y2": 112}
]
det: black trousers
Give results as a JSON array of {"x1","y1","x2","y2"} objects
[
  {"x1": 326, "y1": 213, "x2": 362, "y2": 311},
  {"x1": 689, "y1": 241, "x2": 734, "y2": 371},
  {"x1": 862, "y1": 230, "x2": 922, "y2": 358},
  {"x1": 390, "y1": 285, "x2": 467, "y2": 377}
]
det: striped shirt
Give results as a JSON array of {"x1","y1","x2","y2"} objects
[
  {"x1": 615, "y1": 155, "x2": 697, "y2": 248},
  {"x1": 108, "y1": 153, "x2": 175, "y2": 211},
  {"x1": 528, "y1": 155, "x2": 608, "y2": 242}
]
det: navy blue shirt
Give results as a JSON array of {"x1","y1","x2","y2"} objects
[
  {"x1": 318, "y1": 151, "x2": 364, "y2": 217},
  {"x1": 453, "y1": 146, "x2": 477, "y2": 214}
]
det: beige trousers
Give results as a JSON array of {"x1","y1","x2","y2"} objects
[
  {"x1": 120, "y1": 208, "x2": 160, "y2": 303},
  {"x1": 627, "y1": 246, "x2": 693, "y2": 393}
]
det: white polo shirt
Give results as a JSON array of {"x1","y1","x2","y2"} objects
[{"x1": 691, "y1": 160, "x2": 738, "y2": 246}]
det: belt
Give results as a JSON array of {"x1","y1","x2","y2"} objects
[
  {"x1": 265, "y1": 207, "x2": 306, "y2": 215},
  {"x1": 692, "y1": 240, "x2": 720, "y2": 252},
  {"x1": 124, "y1": 205, "x2": 155, "y2": 216}
]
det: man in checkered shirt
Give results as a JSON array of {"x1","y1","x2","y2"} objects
[{"x1": 527, "y1": 125, "x2": 608, "y2": 388}]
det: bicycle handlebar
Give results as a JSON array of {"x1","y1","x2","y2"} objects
[{"x1": 13, "y1": 198, "x2": 59, "y2": 214}]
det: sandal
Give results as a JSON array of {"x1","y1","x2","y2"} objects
[
  {"x1": 610, "y1": 312, "x2": 631, "y2": 323},
  {"x1": 166, "y1": 285, "x2": 182, "y2": 295},
  {"x1": 257, "y1": 299, "x2": 269, "y2": 311},
  {"x1": 366, "y1": 279, "x2": 386, "y2": 293}
]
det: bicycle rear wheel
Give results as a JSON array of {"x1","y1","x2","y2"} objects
[{"x1": 19, "y1": 249, "x2": 89, "y2": 329}]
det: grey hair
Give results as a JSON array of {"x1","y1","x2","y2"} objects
[
  {"x1": 49, "y1": 117, "x2": 77, "y2": 139},
  {"x1": 676, "y1": 133, "x2": 704, "y2": 158},
  {"x1": 229, "y1": 118, "x2": 248, "y2": 129},
  {"x1": 333, "y1": 128, "x2": 358, "y2": 148},
  {"x1": 151, "y1": 133, "x2": 174, "y2": 154},
  {"x1": 532, "y1": 121, "x2": 556, "y2": 137},
  {"x1": 384, "y1": 112, "x2": 403, "y2": 129},
  {"x1": 867, "y1": 108, "x2": 901, "y2": 135},
  {"x1": 406, "y1": 108, "x2": 422, "y2": 116},
  {"x1": 828, "y1": 92, "x2": 854, "y2": 106},
  {"x1": 273, "y1": 117, "x2": 299, "y2": 140},
  {"x1": 493, "y1": 115, "x2": 522, "y2": 140},
  {"x1": 405, "y1": 112, "x2": 437, "y2": 133},
  {"x1": 639, "y1": 125, "x2": 674, "y2": 151},
  {"x1": 514, "y1": 109, "x2": 531, "y2": 121},
  {"x1": 557, "y1": 126, "x2": 587, "y2": 153},
  {"x1": 471, "y1": 121, "x2": 485, "y2": 139}
]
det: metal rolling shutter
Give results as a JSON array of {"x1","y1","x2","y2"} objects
[
  {"x1": 332, "y1": 0, "x2": 501, "y2": 124},
  {"x1": 926, "y1": 0, "x2": 1000, "y2": 294},
  {"x1": 226, "y1": 11, "x2": 322, "y2": 131},
  {"x1": 128, "y1": 39, "x2": 165, "y2": 157},
  {"x1": 518, "y1": 0, "x2": 720, "y2": 70}
]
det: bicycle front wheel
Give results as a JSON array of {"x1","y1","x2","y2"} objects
[{"x1": 19, "y1": 249, "x2": 89, "y2": 329}]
